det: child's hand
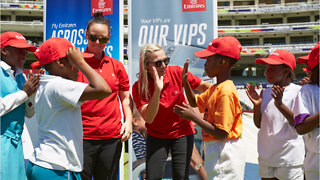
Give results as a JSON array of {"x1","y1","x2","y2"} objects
[
  {"x1": 182, "y1": 59, "x2": 189, "y2": 84},
  {"x1": 271, "y1": 85, "x2": 285, "y2": 107},
  {"x1": 246, "y1": 83, "x2": 262, "y2": 106},
  {"x1": 23, "y1": 70, "x2": 41, "y2": 97},
  {"x1": 67, "y1": 46, "x2": 84, "y2": 67},
  {"x1": 39, "y1": 68, "x2": 46, "y2": 75},
  {"x1": 173, "y1": 102, "x2": 196, "y2": 121},
  {"x1": 299, "y1": 77, "x2": 311, "y2": 86}
]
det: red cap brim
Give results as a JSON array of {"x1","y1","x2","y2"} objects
[
  {"x1": 30, "y1": 52, "x2": 93, "y2": 69},
  {"x1": 297, "y1": 55, "x2": 308, "y2": 64},
  {"x1": 302, "y1": 67, "x2": 311, "y2": 72},
  {"x1": 30, "y1": 61, "x2": 41, "y2": 69},
  {"x1": 81, "y1": 52, "x2": 94, "y2": 59},
  {"x1": 10, "y1": 42, "x2": 37, "y2": 52},
  {"x1": 193, "y1": 49, "x2": 216, "y2": 59},
  {"x1": 256, "y1": 58, "x2": 284, "y2": 65}
]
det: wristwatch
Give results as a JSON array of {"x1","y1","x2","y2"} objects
[{"x1": 195, "y1": 163, "x2": 204, "y2": 171}]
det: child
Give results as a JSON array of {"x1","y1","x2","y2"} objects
[
  {"x1": 174, "y1": 36, "x2": 246, "y2": 179},
  {"x1": 0, "y1": 31, "x2": 40, "y2": 180},
  {"x1": 293, "y1": 43, "x2": 319, "y2": 180},
  {"x1": 296, "y1": 42, "x2": 319, "y2": 85},
  {"x1": 246, "y1": 49, "x2": 305, "y2": 180},
  {"x1": 132, "y1": 105, "x2": 147, "y2": 160},
  {"x1": 26, "y1": 37, "x2": 111, "y2": 180}
]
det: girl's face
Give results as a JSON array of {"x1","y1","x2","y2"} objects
[
  {"x1": 146, "y1": 50, "x2": 168, "y2": 78},
  {"x1": 86, "y1": 23, "x2": 110, "y2": 56},
  {"x1": 265, "y1": 64, "x2": 289, "y2": 85}
]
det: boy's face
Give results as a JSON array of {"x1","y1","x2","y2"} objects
[
  {"x1": 204, "y1": 55, "x2": 224, "y2": 78},
  {"x1": 133, "y1": 116, "x2": 146, "y2": 132},
  {"x1": 2, "y1": 46, "x2": 28, "y2": 69},
  {"x1": 59, "y1": 57, "x2": 79, "y2": 81}
]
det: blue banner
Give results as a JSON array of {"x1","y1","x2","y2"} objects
[
  {"x1": 128, "y1": 1, "x2": 217, "y2": 179},
  {"x1": 129, "y1": 0, "x2": 217, "y2": 84},
  {"x1": 45, "y1": 0, "x2": 121, "y2": 60}
]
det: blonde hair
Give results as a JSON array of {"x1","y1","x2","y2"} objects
[{"x1": 138, "y1": 43, "x2": 163, "y2": 101}]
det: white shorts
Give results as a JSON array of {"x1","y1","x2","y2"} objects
[
  {"x1": 204, "y1": 138, "x2": 245, "y2": 180},
  {"x1": 258, "y1": 163, "x2": 304, "y2": 180},
  {"x1": 304, "y1": 151, "x2": 320, "y2": 180}
]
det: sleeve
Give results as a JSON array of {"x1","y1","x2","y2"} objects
[
  {"x1": 293, "y1": 89, "x2": 310, "y2": 127},
  {"x1": 196, "y1": 88, "x2": 210, "y2": 113},
  {"x1": 210, "y1": 90, "x2": 236, "y2": 133},
  {"x1": 116, "y1": 61, "x2": 130, "y2": 91},
  {"x1": 25, "y1": 94, "x2": 35, "y2": 118},
  {"x1": 0, "y1": 90, "x2": 28, "y2": 117},
  {"x1": 132, "y1": 82, "x2": 146, "y2": 109},
  {"x1": 187, "y1": 71, "x2": 202, "y2": 89},
  {"x1": 53, "y1": 79, "x2": 88, "y2": 107}
]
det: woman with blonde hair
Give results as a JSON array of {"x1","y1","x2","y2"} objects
[{"x1": 132, "y1": 43, "x2": 210, "y2": 179}]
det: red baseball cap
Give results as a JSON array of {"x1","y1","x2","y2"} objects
[
  {"x1": 31, "y1": 37, "x2": 93, "y2": 69},
  {"x1": 0, "y1": 31, "x2": 37, "y2": 52},
  {"x1": 297, "y1": 43, "x2": 320, "y2": 66},
  {"x1": 307, "y1": 42, "x2": 320, "y2": 70},
  {"x1": 256, "y1": 49, "x2": 296, "y2": 70},
  {"x1": 193, "y1": 36, "x2": 242, "y2": 60}
]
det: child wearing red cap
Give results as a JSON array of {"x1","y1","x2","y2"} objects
[
  {"x1": 174, "y1": 36, "x2": 246, "y2": 179},
  {"x1": 293, "y1": 43, "x2": 319, "y2": 180},
  {"x1": 296, "y1": 42, "x2": 319, "y2": 85},
  {"x1": 26, "y1": 37, "x2": 111, "y2": 180},
  {"x1": 246, "y1": 49, "x2": 305, "y2": 180},
  {"x1": 0, "y1": 31, "x2": 41, "y2": 180}
]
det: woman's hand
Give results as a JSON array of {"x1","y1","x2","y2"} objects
[
  {"x1": 150, "y1": 66, "x2": 164, "y2": 91},
  {"x1": 120, "y1": 120, "x2": 132, "y2": 142},
  {"x1": 182, "y1": 59, "x2": 189, "y2": 84}
]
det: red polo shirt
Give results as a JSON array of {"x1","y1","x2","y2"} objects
[
  {"x1": 132, "y1": 66, "x2": 201, "y2": 139},
  {"x1": 77, "y1": 53, "x2": 130, "y2": 140}
]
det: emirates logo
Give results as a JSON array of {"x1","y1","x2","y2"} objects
[
  {"x1": 182, "y1": 0, "x2": 206, "y2": 12},
  {"x1": 190, "y1": 0, "x2": 197, "y2": 5},
  {"x1": 16, "y1": 36, "x2": 26, "y2": 40},
  {"x1": 91, "y1": 0, "x2": 113, "y2": 16},
  {"x1": 98, "y1": 0, "x2": 106, "y2": 9}
]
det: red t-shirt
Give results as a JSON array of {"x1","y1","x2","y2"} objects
[
  {"x1": 77, "y1": 53, "x2": 130, "y2": 140},
  {"x1": 132, "y1": 66, "x2": 201, "y2": 139}
]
